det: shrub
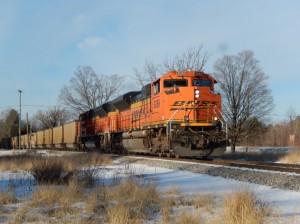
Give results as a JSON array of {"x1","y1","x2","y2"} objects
[
  {"x1": 74, "y1": 168, "x2": 98, "y2": 188},
  {"x1": 218, "y1": 188, "x2": 271, "y2": 224},
  {"x1": 30, "y1": 157, "x2": 73, "y2": 184},
  {"x1": 104, "y1": 178, "x2": 159, "y2": 221},
  {"x1": 278, "y1": 149, "x2": 300, "y2": 164}
]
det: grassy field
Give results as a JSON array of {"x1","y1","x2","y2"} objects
[{"x1": 0, "y1": 151, "x2": 279, "y2": 223}]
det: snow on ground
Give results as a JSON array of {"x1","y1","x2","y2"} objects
[
  {"x1": 1, "y1": 148, "x2": 300, "y2": 223},
  {"x1": 227, "y1": 146, "x2": 295, "y2": 153},
  {"x1": 108, "y1": 162, "x2": 300, "y2": 222}
]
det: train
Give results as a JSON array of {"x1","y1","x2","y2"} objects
[{"x1": 3, "y1": 70, "x2": 227, "y2": 158}]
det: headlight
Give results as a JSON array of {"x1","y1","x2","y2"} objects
[
  {"x1": 214, "y1": 117, "x2": 218, "y2": 121},
  {"x1": 194, "y1": 90, "x2": 200, "y2": 99}
]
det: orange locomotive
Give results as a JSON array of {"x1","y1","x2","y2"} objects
[{"x1": 79, "y1": 70, "x2": 226, "y2": 157}]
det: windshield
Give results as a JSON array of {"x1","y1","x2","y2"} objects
[
  {"x1": 192, "y1": 79, "x2": 212, "y2": 87},
  {"x1": 164, "y1": 79, "x2": 188, "y2": 88}
]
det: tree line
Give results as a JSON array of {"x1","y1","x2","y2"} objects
[{"x1": 1, "y1": 46, "x2": 296, "y2": 151}]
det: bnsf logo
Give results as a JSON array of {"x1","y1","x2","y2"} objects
[{"x1": 170, "y1": 100, "x2": 217, "y2": 111}]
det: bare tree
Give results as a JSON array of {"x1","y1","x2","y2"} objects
[
  {"x1": 35, "y1": 107, "x2": 71, "y2": 129},
  {"x1": 59, "y1": 66, "x2": 123, "y2": 114},
  {"x1": 0, "y1": 119, "x2": 4, "y2": 137},
  {"x1": 133, "y1": 45, "x2": 210, "y2": 87},
  {"x1": 132, "y1": 60, "x2": 163, "y2": 87},
  {"x1": 264, "y1": 122, "x2": 289, "y2": 147},
  {"x1": 0, "y1": 109, "x2": 19, "y2": 137},
  {"x1": 163, "y1": 45, "x2": 209, "y2": 72},
  {"x1": 213, "y1": 50, "x2": 274, "y2": 152}
]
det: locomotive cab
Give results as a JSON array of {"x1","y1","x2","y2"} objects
[{"x1": 149, "y1": 70, "x2": 225, "y2": 157}]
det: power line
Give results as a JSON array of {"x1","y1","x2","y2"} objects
[{"x1": 0, "y1": 104, "x2": 67, "y2": 109}]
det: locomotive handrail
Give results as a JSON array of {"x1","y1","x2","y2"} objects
[
  {"x1": 167, "y1": 102, "x2": 186, "y2": 151},
  {"x1": 213, "y1": 105, "x2": 228, "y2": 141}
]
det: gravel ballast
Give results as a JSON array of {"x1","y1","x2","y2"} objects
[{"x1": 118, "y1": 157, "x2": 300, "y2": 192}]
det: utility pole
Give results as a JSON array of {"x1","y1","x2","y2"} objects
[
  {"x1": 26, "y1": 112, "x2": 29, "y2": 152},
  {"x1": 18, "y1": 90, "x2": 22, "y2": 150}
]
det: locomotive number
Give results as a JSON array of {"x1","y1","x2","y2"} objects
[{"x1": 154, "y1": 99, "x2": 160, "y2": 108}]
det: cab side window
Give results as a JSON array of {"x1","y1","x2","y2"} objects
[{"x1": 153, "y1": 80, "x2": 160, "y2": 94}]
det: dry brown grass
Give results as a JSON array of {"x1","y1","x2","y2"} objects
[
  {"x1": 164, "y1": 186, "x2": 181, "y2": 195},
  {"x1": 12, "y1": 175, "x2": 159, "y2": 223},
  {"x1": 0, "y1": 151, "x2": 113, "y2": 172},
  {"x1": 65, "y1": 153, "x2": 113, "y2": 170},
  {"x1": 278, "y1": 149, "x2": 300, "y2": 164},
  {"x1": 0, "y1": 188, "x2": 18, "y2": 205},
  {"x1": 106, "y1": 204, "x2": 133, "y2": 224},
  {"x1": 6, "y1": 178, "x2": 276, "y2": 224},
  {"x1": 192, "y1": 193, "x2": 215, "y2": 211},
  {"x1": 175, "y1": 210, "x2": 202, "y2": 224},
  {"x1": 0, "y1": 154, "x2": 34, "y2": 171},
  {"x1": 160, "y1": 198, "x2": 175, "y2": 223},
  {"x1": 2, "y1": 152, "x2": 278, "y2": 224},
  {"x1": 13, "y1": 181, "x2": 86, "y2": 223},
  {"x1": 215, "y1": 188, "x2": 271, "y2": 224},
  {"x1": 105, "y1": 178, "x2": 159, "y2": 220},
  {"x1": 29, "y1": 186, "x2": 59, "y2": 206},
  {"x1": 86, "y1": 177, "x2": 160, "y2": 223},
  {"x1": 10, "y1": 205, "x2": 29, "y2": 224},
  {"x1": 160, "y1": 188, "x2": 215, "y2": 223},
  {"x1": 85, "y1": 188, "x2": 104, "y2": 213}
]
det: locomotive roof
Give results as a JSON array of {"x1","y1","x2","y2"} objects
[
  {"x1": 80, "y1": 70, "x2": 218, "y2": 117},
  {"x1": 152, "y1": 70, "x2": 217, "y2": 84}
]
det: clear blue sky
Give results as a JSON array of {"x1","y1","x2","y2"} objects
[{"x1": 0, "y1": 0, "x2": 299, "y2": 121}]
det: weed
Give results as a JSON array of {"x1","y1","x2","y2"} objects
[
  {"x1": 216, "y1": 188, "x2": 271, "y2": 224},
  {"x1": 0, "y1": 188, "x2": 18, "y2": 205},
  {"x1": 278, "y1": 149, "x2": 300, "y2": 164},
  {"x1": 175, "y1": 210, "x2": 201, "y2": 224}
]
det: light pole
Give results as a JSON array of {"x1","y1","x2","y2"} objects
[{"x1": 18, "y1": 90, "x2": 22, "y2": 150}]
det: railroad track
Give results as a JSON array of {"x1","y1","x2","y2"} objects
[
  {"x1": 207, "y1": 159, "x2": 300, "y2": 174},
  {"x1": 127, "y1": 154, "x2": 300, "y2": 174}
]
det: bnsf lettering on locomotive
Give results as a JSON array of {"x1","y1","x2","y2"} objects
[
  {"x1": 199, "y1": 101, "x2": 217, "y2": 106},
  {"x1": 172, "y1": 101, "x2": 184, "y2": 106},
  {"x1": 170, "y1": 100, "x2": 217, "y2": 110},
  {"x1": 172, "y1": 101, "x2": 195, "y2": 106}
]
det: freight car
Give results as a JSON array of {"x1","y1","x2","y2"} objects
[
  {"x1": 79, "y1": 70, "x2": 226, "y2": 158},
  {"x1": 12, "y1": 121, "x2": 79, "y2": 150}
]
